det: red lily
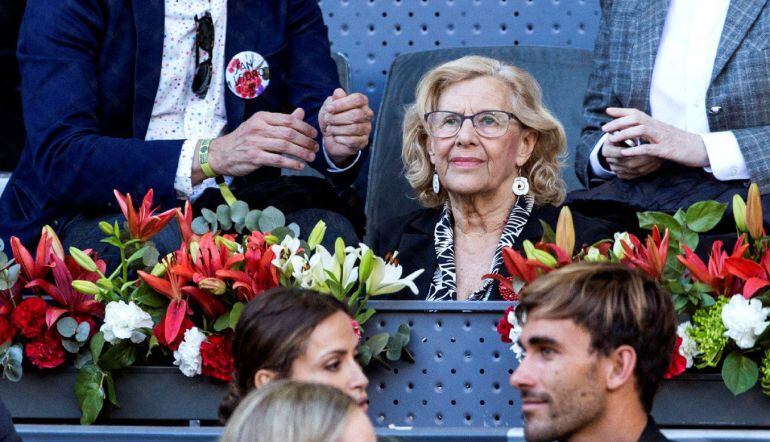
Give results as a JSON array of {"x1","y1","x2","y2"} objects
[
  {"x1": 677, "y1": 235, "x2": 748, "y2": 296},
  {"x1": 114, "y1": 189, "x2": 176, "y2": 242},
  {"x1": 725, "y1": 247, "x2": 770, "y2": 298},
  {"x1": 176, "y1": 201, "x2": 196, "y2": 243},
  {"x1": 484, "y1": 247, "x2": 543, "y2": 295},
  {"x1": 11, "y1": 233, "x2": 55, "y2": 283},
  {"x1": 173, "y1": 233, "x2": 242, "y2": 285},
  {"x1": 621, "y1": 226, "x2": 669, "y2": 281},
  {"x1": 217, "y1": 231, "x2": 279, "y2": 301},
  {"x1": 139, "y1": 258, "x2": 226, "y2": 343},
  {"x1": 25, "y1": 254, "x2": 104, "y2": 328}
]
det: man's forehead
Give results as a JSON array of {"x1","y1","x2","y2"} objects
[{"x1": 520, "y1": 317, "x2": 591, "y2": 344}]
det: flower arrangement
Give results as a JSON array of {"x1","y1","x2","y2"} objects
[
  {"x1": 0, "y1": 189, "x2": 422, "y2": 424},
  {"x1": 496, "y1": 184, "x2": 770, "y2": 397}
]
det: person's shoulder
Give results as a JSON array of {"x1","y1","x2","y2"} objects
[{"x1": 372, "y1": 207, "x2": 440, "y2": 255}]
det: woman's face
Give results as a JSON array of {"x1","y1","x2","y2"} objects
[
  {"x1": 338, "y1": 408, "x2": 377, "y2": 442},
  {"x1": 427, "y1": 76, "x2": 537, "y2": 200},
  {"x1": 289, "y1": 311, "x2": 370, "y2": 410}
]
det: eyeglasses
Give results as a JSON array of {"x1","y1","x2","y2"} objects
[
  {"x1": 192, "y1": 11, "x2": 214, "y2": 98},
  {"x1": 424, "y1": 110, "x2": 522, "y2": 138}
]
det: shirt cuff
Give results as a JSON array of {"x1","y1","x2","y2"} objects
[
  {"x1": 189, "y1": 176, "x2": 233, "y2": 202},
  {"x1": 702, "y1": 131, "x2": 750, "y2": 181},
  {"x1": 322, "y1": 140, "x2": 362, "y2": 173},
  {"x1": 589, "y1": 133, "x2": 616, "y2": 179},
  {"x1": 174, "y1": 139, "x2": 197, "y2": 199}
]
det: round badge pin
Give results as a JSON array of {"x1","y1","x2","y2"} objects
[{"x1": 226, "y1": 51, "x2": 270, "y2": 99}]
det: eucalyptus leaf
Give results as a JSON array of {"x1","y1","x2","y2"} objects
[
  {"x1": 356, "y1": 344, "x2": 372, "y2": 366},
  {"x1": 6, "y1": 344, "x2": 22, "y2": 364},
  {"x1": 386, "y1": 335, "x2": 403, "y2": 361},
  {"x1": 259, "y1": 206, "x2": 286, "y2": 232},
  {"x1": 722, "y1": 351, "x2": 759, "y2": 395},
  {"x1": 201, "y1": 208, "x2": 218, "y2": 224},
  {"x1": 214, "y1": 312, "x2": 230, "y2": 332},
  {"x1": 396, "y1": 323, "x2": 411, "y2": 346},
  {"x1": 3, "y1": 362, "x2": 21, "y2": 382},
  {"x1": 270, "y1": 226, "x2": 294, "y2": 242},
  {"x1": 230, "y1": 201, "x2": 249, "y2": 224},
  {"x1": 57, "y1": 317, "x2": 78, "y2": 338},
  {"x1": 245, "y1": 210, "x2": 262, "y2": 232},
  {"x1": 0, "y1": 264, "x2": 20, "y2": 291},
  {"x1": 0, "y1": 251, "x2": 7, "y2": 268},
  {"x1": 62, "y1": 339, "x2": 81, "y2": 354},
  {"x1": 142, "y1": 245, "x2": 160, "y2": 267},
  {"x1": 685, "y1": 201, "x2": 726, "y2": 233},
  {"x1": 367, "y1": 332, "x2": 389, "y2": 356},
  {"x1": 76, "y1": 322, "x2": 91, "y2": 343},
  {"x1": 191, "y1": 217, "x2": 211, "y2": 235},
  {"x1": 75, "y1": 351, "x2": 94, "y2": 369},
  {"x1": 216, "y1": 205, "x2": 233, "y2": 231},
  {"x1": 287, "y1": 222, "x2": 300, "y2": 238}
]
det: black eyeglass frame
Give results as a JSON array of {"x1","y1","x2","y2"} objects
[
  {"x1": 423, "y1": 110, "x2": 524, "y2": 138},
  {"x1": 192, "y1": 11, "x2": 214, "y2": 98}
]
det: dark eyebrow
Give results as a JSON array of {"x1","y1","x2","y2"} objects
[{"x1": 523, "y1": 336, "x2": 560, "y2": 348}]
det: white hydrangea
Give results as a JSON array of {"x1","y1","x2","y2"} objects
[
  {"x1": 721, "y1": 295, "x2": 770, "y2": 349},
  {"x1": 676, "y1": 321, "x2": 699, "y2": 368},
  {"x1": 100, "y1": 301, "x2": 154, "y2": 344},
  {"x1": 173, "y1": 327, "x2": 207, "y2": 377},
  {"x1": 507, "y1": 310, "x2": 524, "y2": 362}
]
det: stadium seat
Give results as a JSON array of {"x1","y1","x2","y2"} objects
[{"x1": 364, "y1": 46, "x2": 593, "y2": 244}]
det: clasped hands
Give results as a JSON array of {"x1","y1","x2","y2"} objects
[
  {"x1": 195, "y1": 88, "x2": 373, "y2": 183},
  {"x1": 600, "y1": 107, "x2": 709, "y2": 180}
]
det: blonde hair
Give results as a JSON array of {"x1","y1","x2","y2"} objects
[
  {"x1": 220, "y1": 380, "x2": 359, "y2": 442},
  {"x1": 402, "y1": 55, "x2": 566, "y2": 207}
]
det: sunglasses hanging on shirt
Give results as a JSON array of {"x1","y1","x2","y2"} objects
[{"x1": 192, "y1": 11, "x2": 214, "y2": 98}]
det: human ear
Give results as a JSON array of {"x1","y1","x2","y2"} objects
[
  {"x1": 515, "y1": 129, "x2": 538, "y2": 167},
  {"x1": 253, "y1": 369, "x2": 278, "y2": 388},
  {"x1": 605, "y1": 345, "x2": 637, "y2": 391}
]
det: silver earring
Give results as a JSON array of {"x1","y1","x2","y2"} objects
[
  {"x1": 512, "y1": 176, "x2": 529, "y2": 196},
  {"x1": 432, "y1": 172, "x2": 441, "y2": 194}
]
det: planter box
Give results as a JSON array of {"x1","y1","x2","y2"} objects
[{"x1": 2, "y1": 301, "x2": 770, "y2": 429}]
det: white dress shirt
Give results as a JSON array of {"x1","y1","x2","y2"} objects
[
  {"x1": 590, "y1": 0, "x2": 749, "y2": 181},
  {"x1": 145, "y1": 0, "x2": 357, "y2": 202}
]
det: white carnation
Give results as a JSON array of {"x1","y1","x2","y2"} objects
[
  {"x1": 100, "y1": 301, "x2": 154, "y2": 344},
  {"x1": 676, "y1": 321, "x2": 699, "y2": 368},
  {"x1": 721, "y1": 295, "x2": 770, "y2": 349},
  {"x1": 507, "y1": 310, "x2": 524, "y2": 362},
  {"x1": 173, "y1": 327, "x2": 207, "y2": 377}
]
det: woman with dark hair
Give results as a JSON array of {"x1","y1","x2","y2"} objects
[{"x1": 219, "y1": 287, "x2": 369, "y2": 422}]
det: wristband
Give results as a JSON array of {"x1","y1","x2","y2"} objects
[{"x1": 198, "y1": 138, "x2": 217, "y2": 178}]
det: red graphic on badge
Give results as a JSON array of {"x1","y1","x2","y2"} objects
[{"x1": 226, "y1": 51, "x2": 270, "y2": 99}]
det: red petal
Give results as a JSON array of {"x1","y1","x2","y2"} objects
[
  {"x1": 725, "y1": 257, "x2": 767, "y2": 280},
  {"x1": 743, "y1": 277, "x2": 770, "y2": 299},
  {"x1": 45, "y1": 307, "x2": 67, "y2": 328},
  {"x1": 11, "y1": 236, "x2": 36, "y2": 280},
  {"x1": 138, "y1": 271, "x2": 176, "y2": 299},
  {"x1": 164, "y1": 299, "x2": 188, "y2": 344},
  {"x1": 182, "y1": 286, "x2": 226, "y2": 319}
]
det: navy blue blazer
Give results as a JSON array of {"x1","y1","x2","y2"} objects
[{"x1": 0, "y1": 0, "x2": 349, "y2": 246}]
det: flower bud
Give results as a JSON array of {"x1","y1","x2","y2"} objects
[
  {"x1": 523, "y1": 240, "x2": 557, "y2": 268},
  {"x1": 99, "y1": 221, "x2": 114, "y2": 236},
  {"x1": 307, "y1": 220, "x2": 327, "y2": 250},
  {"x1": 555, "y1": 206, "x2": 575, "y2": 258},
  {"x1": 72, "y1": 280, "x2": 100, "y2": 296},
  {"x1": 42, "y1": 226, "x2": 65, "y2": 260},
  {"x1": 335, "y1": 237, "x2": 346, "y2": 265},
  {"x1": 746, "y1": 183, "x2": 764, "y2": 240},
  {"x1": 733, "y1": 194, "x2": 747, "y2": 232},
  {"x1": 358, "y1": 249, "x2": 374, "y2": 283},
  {"x1": 69, "y1": 247, "x2": 98, "y2": 272},
  {"x1": 198, "y1": 277, "x2": 227, "y2": 295}
]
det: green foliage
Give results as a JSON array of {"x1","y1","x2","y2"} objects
[
  {"x1": 0, "y1": 343, "x2": 23, "y2": 382},
  {"x1": 722, "y1": 351, "x2": 759, "y2": 395},
  {"x1": 691, "y1": 297, "x2": 729, "y2": 368}
]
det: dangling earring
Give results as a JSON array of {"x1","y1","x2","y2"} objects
[
  {"x1": 432, "y1": 172, "x2": 441, "y2": 194},
  {"x1": 512, "y1": 175, "x2": 529, "y2": 196}
]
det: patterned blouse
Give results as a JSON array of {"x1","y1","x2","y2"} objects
[{"x1": 426, "y1": 194, "x2": 534, "y2": 301}]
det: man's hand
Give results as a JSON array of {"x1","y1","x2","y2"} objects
[
  {"x1": 601, "y1": 107, "x2": 709, "y2": 180},
  {"x1": 193, "y1": 108, "x2": 318, "y2": 183},
  {"x1": 319, "y1": 88, "x2": 373, "y2": 166}
]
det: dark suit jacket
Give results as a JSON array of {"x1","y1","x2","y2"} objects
[
  {"x1": 571, "y1": 0, "x2": 770, "y2": 215},
  {"x1": 373, "y1": 204, "x2": 617, "y2": 300},
  {"x1": 0, "y1": 0, "x2": 354, "y2": 246}
]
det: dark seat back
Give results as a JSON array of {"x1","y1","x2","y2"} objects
[{"x1": 365, "y1": 45, "x2": 593, "y2": 243}]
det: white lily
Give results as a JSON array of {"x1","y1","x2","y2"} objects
[
  {"x1": 271, "y1": 236, "x2": 303, "y2": 273},
  {"x1": 612, "y1": 232, "x2": 632, "y2": 260},
  {"x1": 365, "y1": 254, "x2": 424, "y2": 296}
]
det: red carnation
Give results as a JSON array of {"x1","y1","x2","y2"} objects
[
  {"x1": 0, "y1": 317, "x2": 16, "y2": 345},
  {"x1": 200, "y1": 333, "x2": 233, "y2": 382},
  {"x1": 25, "y1": 328, "x2": 66, "y2": 369},
  {"x1": 12, "y1": 297, "x2": 48, "y2": 339},
  {"x1": 497, "y1": 305, "x2": 515, "y2": 343},
  {"x1": 154, "y1": 315, "x2": 193, "y2": 351},
  {"x1": 664, "y1": 336, "x2": 687, "y2": 379}
]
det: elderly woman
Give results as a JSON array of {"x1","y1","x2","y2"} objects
[{"x1": 375, "y1": 56, "x2": 610, "y2": 301}]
